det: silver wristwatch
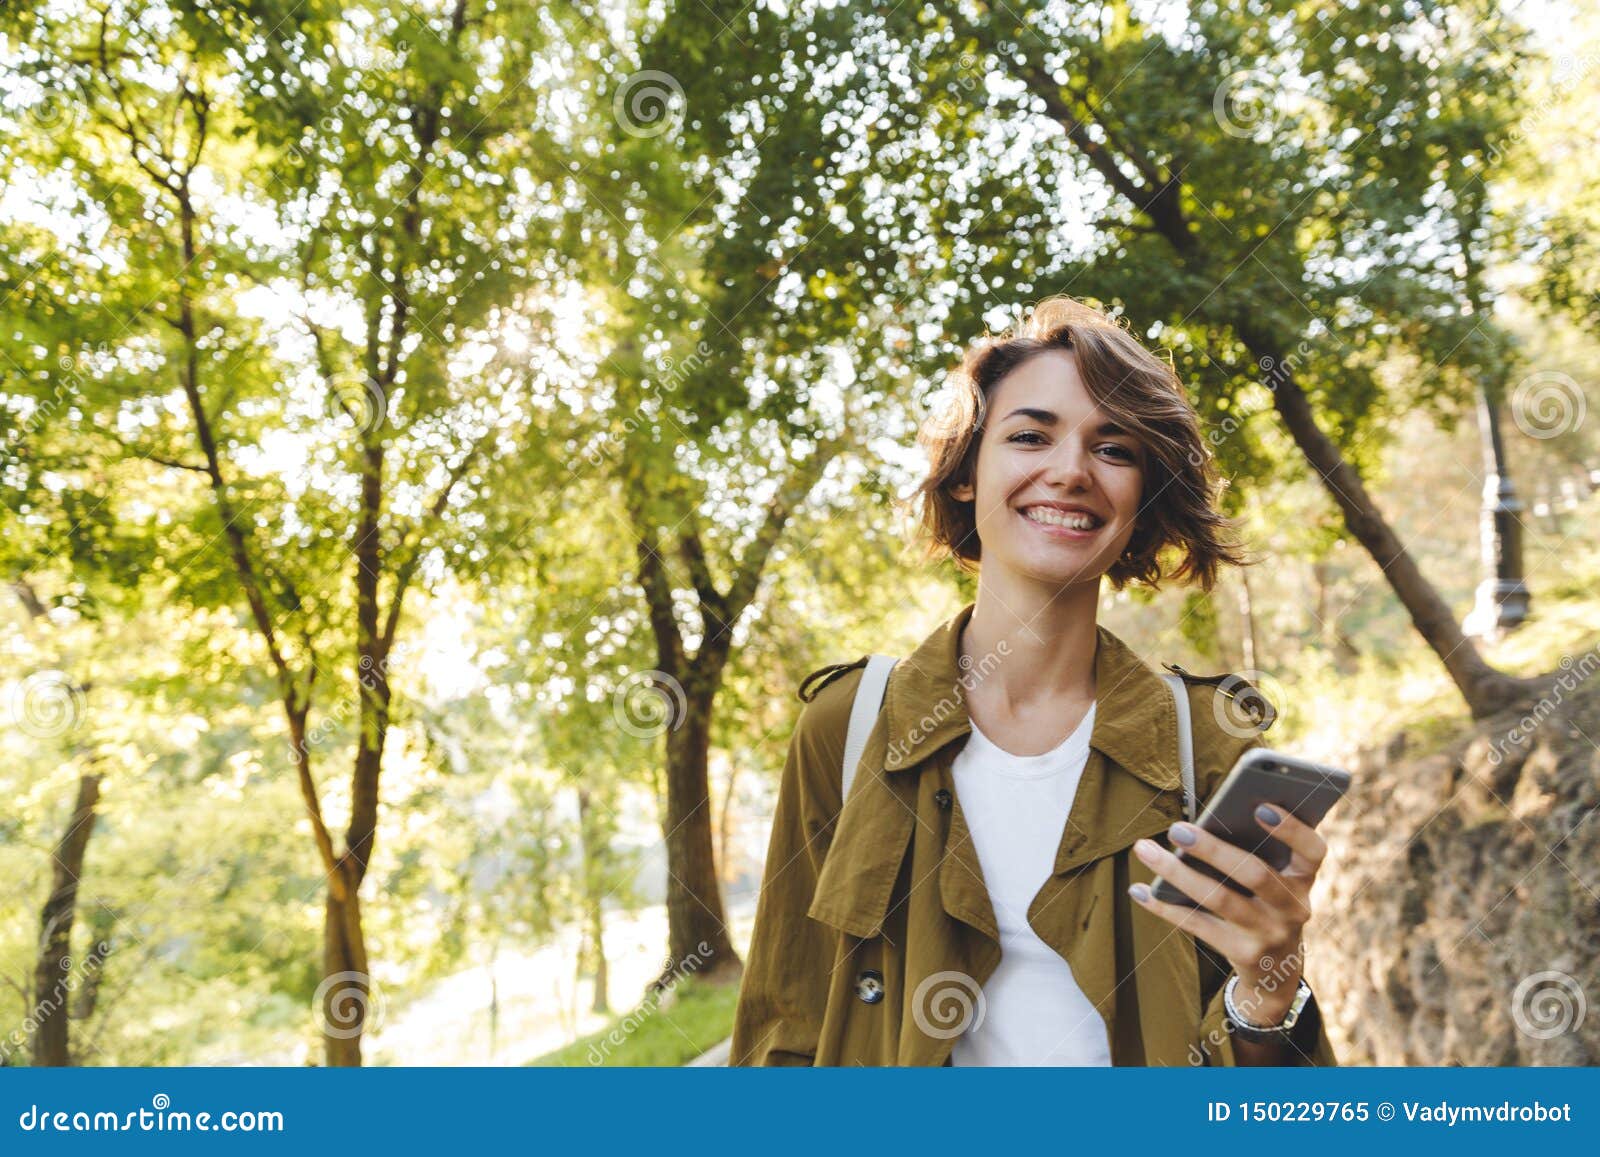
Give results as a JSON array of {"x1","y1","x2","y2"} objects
[{"x1": 1224, "y1": 973, "x2": 1313, "y2": 1042}]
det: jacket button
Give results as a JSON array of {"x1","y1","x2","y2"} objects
[
  {"x1": 934, "y1": 788, "x2": 952, "y2": 810},
  {"x1": 856, "y1": 969, "x2": 885, "y2": 1004}
]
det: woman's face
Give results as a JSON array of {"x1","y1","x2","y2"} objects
[{"x1": 949, "y1": 349, "x2": 1147, "y2": 591}]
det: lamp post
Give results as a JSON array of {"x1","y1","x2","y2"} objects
[{"x1": 1465, "y1": 386, "x2": 1530, "y2": 637}]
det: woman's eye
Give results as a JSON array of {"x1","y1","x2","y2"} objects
[
  {"x1": 1098, "y1": 443, "x2": 1137, "y2": 462},
  {"x1": 1007, "y1": 431, "x2": 1047, "y2": 446}
]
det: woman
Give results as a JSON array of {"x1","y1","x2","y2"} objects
[{"x1": 730, "y1": 296, "x2": 1338, "y2": 1066}]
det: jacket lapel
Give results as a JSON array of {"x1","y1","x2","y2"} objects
[
  {"x1": 804, "y1": 719, "x2": 921, "y2": 938},
  {"x1": 933, "y1": 756, "x2": 999, "y2": 943}
]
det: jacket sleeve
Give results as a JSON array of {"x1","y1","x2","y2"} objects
[
  {"x1": 728, "y1": 686, "x2": 848, "y2": 1066},
  {"x1": 1187, "y1": 689, "x2": 1340, "y2": 1067}
]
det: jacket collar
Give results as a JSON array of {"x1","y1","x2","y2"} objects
[{"x1": 880, "y1": 602, "x2": 1181, "y2": 792}]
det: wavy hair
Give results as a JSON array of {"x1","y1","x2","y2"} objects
[{"x1": 912, "y1": 295, "x2": 1247, "y2": 592}]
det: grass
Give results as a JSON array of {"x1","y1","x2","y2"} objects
[{"x1": 525, "y1": 977, "x2": 741, "y2": 1067}]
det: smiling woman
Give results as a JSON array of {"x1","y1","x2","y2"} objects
[
  {"x1": 913, "y1": 295, "x2": 1247, "y2": 593},
  {"x1": 730, "y1": 294, "x2": 1339, "y2": 1068}
]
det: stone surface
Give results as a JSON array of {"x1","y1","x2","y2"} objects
[{"x1": 1308, "y1": 669, "x2": 1600, "y2": 1065}]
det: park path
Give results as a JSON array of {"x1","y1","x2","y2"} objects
[{"x1": 363, "y1": 894, "x2": 756, "y2": 1067}]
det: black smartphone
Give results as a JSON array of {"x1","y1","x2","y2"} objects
[{"x1": 1150, "y1": 748, "x2": 1352, "y2": 909}]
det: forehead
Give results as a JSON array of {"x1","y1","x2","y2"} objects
[{"x1": 987, "y1": 348, "x2": 1102, "y2": 421}]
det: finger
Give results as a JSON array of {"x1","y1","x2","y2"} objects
[
  {"x1": 1254, "y1": 805, "x2": 1327, "y2": 873},
  {"x1": 1133, "y1": 838, "x2": 1264, "y2": 929},
  {"x1": 1168, "y1": 821, "x2": 1305, "y2": 918},
  {"x1": 1127, "y1": 883, "x2": 1255, "y2": 962}
]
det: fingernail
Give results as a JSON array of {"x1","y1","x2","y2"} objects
[
  {"x1": 1129, "y1": 883, "x2": 1151, "y2": 903},
  {"x1": 1256, "y1": 804, "x2": 1281, "y2": 825},
  {"x1": 1134, "y1": 838, "x2": 1157, "y2": 859},
  {"x1": 1169, "y1": 822, "x2": 1197, "y2": 846}
]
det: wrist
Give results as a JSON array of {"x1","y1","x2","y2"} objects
[
  {"x1": 1237, "y1": 981, "x2": 1295, "y2": 1026},
  {"x1": 1224, "y1": 972, "x2": 1314, "y2": 1043},
  {"x1": 1231, "y1": 964, "x2": 1304, "y2": 1026}
]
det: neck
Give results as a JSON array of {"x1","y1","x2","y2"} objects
[{"x1": 960, "y1": 566, "x2": 1101, "y2": 709}]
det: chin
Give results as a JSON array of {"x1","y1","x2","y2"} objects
[{"x1": 1013, "y1": 552, "x2": 1115, "y2": 591}]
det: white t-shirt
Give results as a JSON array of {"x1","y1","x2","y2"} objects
[{"x1": 948, "y1": 701, "x2": 1112, "y2": 1067}]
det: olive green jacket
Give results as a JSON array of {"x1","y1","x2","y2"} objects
[{"x1": 730, "y1": 603, "x2": 1338, "y2": 1067}]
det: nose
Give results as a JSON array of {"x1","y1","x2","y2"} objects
[{"x1": 1040, "y1": 440, "x2": 1093, "y2": 493}]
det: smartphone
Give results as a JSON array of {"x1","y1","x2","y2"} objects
[{"x1": 1150, "y1": 748, "x2": 1352, "y2": 909}]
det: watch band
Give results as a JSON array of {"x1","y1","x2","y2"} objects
[{"x1": 1224, "y1": 974, "x2": 1313, "y2": 1042}]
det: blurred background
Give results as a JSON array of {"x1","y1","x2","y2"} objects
[{"x1": 2, "y1": 0, "x2": 1598, "y2": 1067}]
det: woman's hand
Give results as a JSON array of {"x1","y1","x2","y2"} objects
[{"x1": 1127, "y1": 805, "x2": 1326, "y2": 1025}]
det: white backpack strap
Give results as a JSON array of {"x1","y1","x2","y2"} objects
[
  {"x1": 1160, "y1": 672, "x2": 1198, "y2": 822},
  {"x1": 841, "y1": 655, "x2": 898, "y2": 803}
]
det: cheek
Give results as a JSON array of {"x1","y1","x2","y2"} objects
[
  {"x1": 1118, "y1": 468, "x2": 1147, "y2": 510},
  {"x1": 973, "y1": 448, "x2": 1024, "y2": 510}
]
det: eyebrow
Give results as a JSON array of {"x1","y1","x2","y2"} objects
[{"x1": 1000, "y1": 407, "x2": 1133, "y2": 437}]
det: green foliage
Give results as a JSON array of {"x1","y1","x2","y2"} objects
[{"x1": 1, "y1": 0, "x2": 1595, "y2": 1067}]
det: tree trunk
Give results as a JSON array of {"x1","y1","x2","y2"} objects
[
  {"x1": 1311, "y1": 557, "x2": 1361, "y2": 673},
  {"x1": 488, "y1": 947, "x2": 500, "y2": 1062},
  {"x1": 320, "y1": 862, "x2": 370, "y2": 1067},
  {"x1": 590, "y1": 904, "x2": 609, "y2": 1016},
  {"x1": 575, "y1": 787, "x2": 611, "y2": 1015},
  {"x1": 318, "y1": 438, "x2": 392, "y2": 1066},
  {"x1": 1237, "y1": 568, "x2": 1258, "y2": 672},
  {"x1": 656, "y1": 691, "x2": 741, "y2": 990},
  {"x1": 31, "y1": 773, "x2": 101, "y2": 1067},
  {"x1": 1242, "y1": 327, "x2": 1536, "y2": 719},
  {"x1": 717, "y1": 754, "x2": 740, "y2": 886},
  {"x1": 627, "y1": 451, "x2": 838, "y2": 993}
]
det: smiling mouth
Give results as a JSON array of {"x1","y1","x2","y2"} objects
[{"x1": 1019, "y1": 506, "x2": 1104, "y2": 532}]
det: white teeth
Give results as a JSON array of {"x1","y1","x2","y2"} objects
[{"x1": 1023, "y1": 506, "x2": 1100, "y2": 530}]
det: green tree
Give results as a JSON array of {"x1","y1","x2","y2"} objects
[
  {"x1": 541, "y1": 0, "x2": 1069, "y2": 979},
  {"x1": 847, "y1": 0, "x2": 1545, "y2": 716},
  {"x1": 1, "y1": 0, "x2": 568, "y2": 1062}
]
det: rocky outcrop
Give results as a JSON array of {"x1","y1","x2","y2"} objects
[{"x1": 1310, "y1": 661, "x2": 1600, "y2": 1065}]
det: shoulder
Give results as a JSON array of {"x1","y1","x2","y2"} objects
[
  {"x1": 783, "y1": 658, "x2": 871, "y2": 814},
  {"x1": 1161, "y1": 662, "x2": 1279, "y2": 792},
  {"x1": 792, "y1": 657, "x2": 867, "y2": 752},
  {"x1": 1161, "y1": 662, "x2": 1278, "y2": 733},
  {"x1": 797, "y1": 657, "x2": 869, "y2": 705}
]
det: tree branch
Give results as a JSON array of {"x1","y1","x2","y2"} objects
[
  {"x1": 378, "y1": 430, "x2": 492, "y2": 656},
  {"x1": 630, "y1": 506, "x2": 686, "y2": 677},
  {"x1": 131, "y1": 448, "x2": 211, "y2": 473},
  {"x1": 677, "y1": 524, "x2": 727, "y2": 623},
  {"x1": 722, "y1": 436, "x2": 844, "y2": 629}
]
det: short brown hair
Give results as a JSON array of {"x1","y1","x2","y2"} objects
[{"x1": 912, "y1": 295, "x2": 1247, "y2": 592}]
